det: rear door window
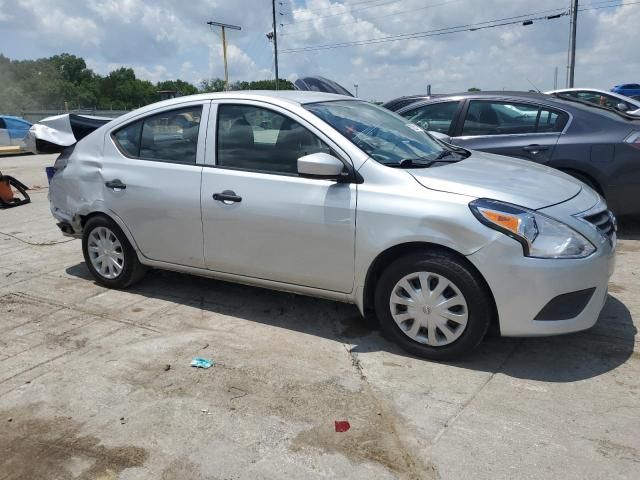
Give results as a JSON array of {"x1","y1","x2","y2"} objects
[
  {"x1": 461, "y1": 101, "x2": 568, "y2": 136},
  {"x1": 113, "y1": 106, "x2": 202, "y2": 164},
  {"x1": 400, "y1": 101, "x2": 459, "y2": 134}
]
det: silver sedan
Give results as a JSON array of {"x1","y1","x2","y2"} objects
[{"x1": 47, "y1": 91, "x2": 616, "y2": 359}]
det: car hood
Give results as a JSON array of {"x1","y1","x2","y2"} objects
[{"x1": 409, "y1": 150, "x2": 582, "y2": 210}]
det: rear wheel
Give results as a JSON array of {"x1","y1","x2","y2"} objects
[
  {"x1": 374, "y1": 251, "x2": 492, "y2": 360},
  {"x1": 82, "y1": 215, "x2": 146, "y2": 288}
]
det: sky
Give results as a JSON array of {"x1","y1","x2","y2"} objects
[{"x1": 0, "y1": 0, "x2": 638, "y2": 101}]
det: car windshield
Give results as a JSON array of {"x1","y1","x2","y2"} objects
[
  {"x1": 305, "y1": 100, "x2": 463, "y2": 167},
  {"x1": 552, "y1": 93, "x2": 636, "y2": 121}
]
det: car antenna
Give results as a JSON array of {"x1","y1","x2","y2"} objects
[{"x1": 526, "y1": 78, "x2": 542, "y2": 94}]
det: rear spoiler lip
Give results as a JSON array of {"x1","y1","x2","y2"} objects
[{"x1": 25, "y1": 113, "x2": 113, "y2": 154}]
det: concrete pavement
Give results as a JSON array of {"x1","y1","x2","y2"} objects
[{"x1": 1, "y1": 154, "x2": 638, "y2": 479}]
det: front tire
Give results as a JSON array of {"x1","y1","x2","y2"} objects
[
  {"x1": 374, "y1": 251, "x2": 492, "y2": 360},
  {"x1": 82, "y1": 215, "x2": 146, "y2": 288}
]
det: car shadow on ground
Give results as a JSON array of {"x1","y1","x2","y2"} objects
[
  {"x1": 66, "y1": 262, "x2": 636, "y2": 384},
  {"x1": 617, "y1": 216, "x2": 640, "y2": 240}
]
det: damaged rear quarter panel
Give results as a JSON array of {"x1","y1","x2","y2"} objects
[{"x1": 50, "y1": 126, "x2": 141, "y2": 251}]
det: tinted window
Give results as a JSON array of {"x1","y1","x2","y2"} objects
[
  {"x1": 114, "y1": 106, "x2": 202, "y2": 163},
  {"x1": 572, "y1": 91, "x2": 630, "y2": 110},
  {"x1": 217, "y1": 104, "x2": 332, "y2": 175},
  {"x1": 140, "y1": 107, "x2": 201, "y2": 164},
  {"x1": 462, "y1": 101, "x2": 567, "y2": 136},
  {"x1": 401, "y1": 101, "x2": 458, "y2": 133},
  {"x1": 0, "y1": 118, "x2": 6, "y2": 129},
  {"x1": 113, "y1": 120, "x2": 142, "y2": 157}
]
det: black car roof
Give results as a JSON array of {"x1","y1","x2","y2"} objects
[{"x1": 391, "y1": 90, "x2": 640, "y2": 123}]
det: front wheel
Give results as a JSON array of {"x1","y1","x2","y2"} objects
[
  {"x1": 82, "y1": 215, "x2": 146, "y2": 289},
  {"x1": 374, "y1": 251, "x2": 493, "y2": 360}
]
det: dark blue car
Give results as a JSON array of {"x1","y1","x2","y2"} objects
[
  {"x1": 0, "y1": 115, "x2": 32, "y2": 147},
  {"x1": 611, "y1": 83, "x2": 640, "y2": 97}
]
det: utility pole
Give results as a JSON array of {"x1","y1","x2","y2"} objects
[
  {"x1": 566, "y1": 0, "x2": 578, "y2": 88},
  {"x1": 207, "y1": 21, "x2": 242, "y2": 91},
  {"x1": 554, "y1": 66, "x2": 558, "y2": 89},
  {"x1": 271, "y1": 0, "x2": 280, "y2": 89},
  {"x1": 354, "y1": 84, "x2": 359, "y2": 97}
]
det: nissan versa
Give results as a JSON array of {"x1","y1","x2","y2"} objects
[{"x1": 46, "y1": 91, "x2": 616, "y2": 359}]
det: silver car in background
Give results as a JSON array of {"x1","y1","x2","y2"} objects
[{"x1": 48, "y1": 91, "x2": 616, "y2": 359}]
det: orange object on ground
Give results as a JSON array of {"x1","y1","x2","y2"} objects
[
  {"x1": 0, "y1": 172, "x2": 30, "y2": 208},
  {"x1": 0, "y1": 177, "x2": 13, "y2": 202}
]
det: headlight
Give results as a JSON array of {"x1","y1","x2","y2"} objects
[{"x1": 469, "y1": 199, "x2": 595, "y2": 259}]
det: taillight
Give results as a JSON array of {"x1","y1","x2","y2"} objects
[
  {"x1": 53, "y1": 144, "x2": 76, "y2": 171},
  {"x1": 624, "y1": 131, "x2": 640, "y2": 150}
]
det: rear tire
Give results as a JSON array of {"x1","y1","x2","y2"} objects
[
  {"x1": 82, "y1": 215, "x2": 147, "y2": 289},
  {"x1": 374, "y1": 251, "x2": 492, "y2": 360}
]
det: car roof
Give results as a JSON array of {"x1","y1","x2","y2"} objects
[
  {"x1": 140, "y1": 90, "x2": 354, "y2": 111},
  {"x1": 395, "y1": 90, "x2": 640, "y2": 120}
]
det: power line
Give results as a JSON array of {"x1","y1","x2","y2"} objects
[
  {"x1": 281, "y1": 8, "x2": 569, "y2": 53},
  {"x1": 280, "y1": 0, "x2": 639, "y2": 54}
]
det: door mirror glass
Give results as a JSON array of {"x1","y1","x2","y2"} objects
[{"x1": 297, "y1": 152, "x2": 344, "y2": 179}]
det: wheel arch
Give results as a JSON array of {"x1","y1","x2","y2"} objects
[
  {"x1": 557, "y1": 167, "x2": 604, "y2": 196},
  {"x1": 76, "y1": 209, "x2": 143, "y2": 255},
  {"x1": 361, "y1": 241, "x2": 500, "y2": 334}
]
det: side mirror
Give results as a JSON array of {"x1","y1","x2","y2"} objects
[
  {"x1": 428, "y1": 131, "x2": 452, "y2": 144},
  {"x1": 616, "y1": 102, "x2": 629, "y2": 112},
  {"x1": 297, "y1": 152, "x2": 345, "y2": 179}
]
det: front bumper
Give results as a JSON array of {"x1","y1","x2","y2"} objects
[{"x1": 467, "y1": 230, "x2": 615, "y2": 337}]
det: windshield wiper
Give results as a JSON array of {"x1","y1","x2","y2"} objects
[
  {"x1": 382, "y1": 158, "x2": 432, "y2": 168},
  {"x1": 382, "y1": 151, "x2": 467, "y2": 169}
]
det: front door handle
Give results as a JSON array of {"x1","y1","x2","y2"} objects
[
  {"x1": 105, "y1": 179, "x2": 126, "y2": 190},
  {"x1": 522, "y1": 144, "x2": 549, "y2": 153},
  {"x1": 213, "y1": 190, "x2": 242, "y2": 204}
]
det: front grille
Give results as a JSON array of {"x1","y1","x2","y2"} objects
[{"x1": 582, "y1": 209, "x2": 616, "y2": 240}]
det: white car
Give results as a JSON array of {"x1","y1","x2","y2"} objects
[{"x1": 546, "y1": 88, "x2": 640, "y2": 116}]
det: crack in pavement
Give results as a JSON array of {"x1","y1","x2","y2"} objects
[{"x1": 430, "y1": 339, "x2": 523, "y2": 448}]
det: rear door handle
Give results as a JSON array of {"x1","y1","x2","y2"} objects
[
  {"x1": 213, "y1": 190, "x2": 242, "y2": 204},
  {"x1": 105, "y1": 179, "x2": 126, "y2": 190},
  {"x1": 522, "y1": 144, "x2": 549, "y2": 152}
]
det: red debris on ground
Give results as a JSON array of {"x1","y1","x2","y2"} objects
[{"x1": 334, "y1": 420, "x2": 350, "y2": 432}]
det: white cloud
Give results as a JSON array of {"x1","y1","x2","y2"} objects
[{"x1": 0, "y1": 0, "x2": 638, "y2": 100}]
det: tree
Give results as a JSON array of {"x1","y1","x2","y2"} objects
[
  {"x1": 156, "y1": 79, "x2": 198, "y2": 96},
  {"x1": 199, "y1": 78, "x2": 227, "y2": 93},
  {"x1": 468, "y1": 87, "x2": 481, "y2": 92},
  {"x1": 0, "y1": 53, "x2": 296, "y2": 114},
  {"x1": 200, "y1": 78, "x2": 295, "y2": 92}
]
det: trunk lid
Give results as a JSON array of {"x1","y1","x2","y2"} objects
[
  {"x1": 409, "y1": 150, "x2": 582, "y2": 210},
  {"x1": 25, "y1": 113, "x2": 112, "y2": 154}
]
